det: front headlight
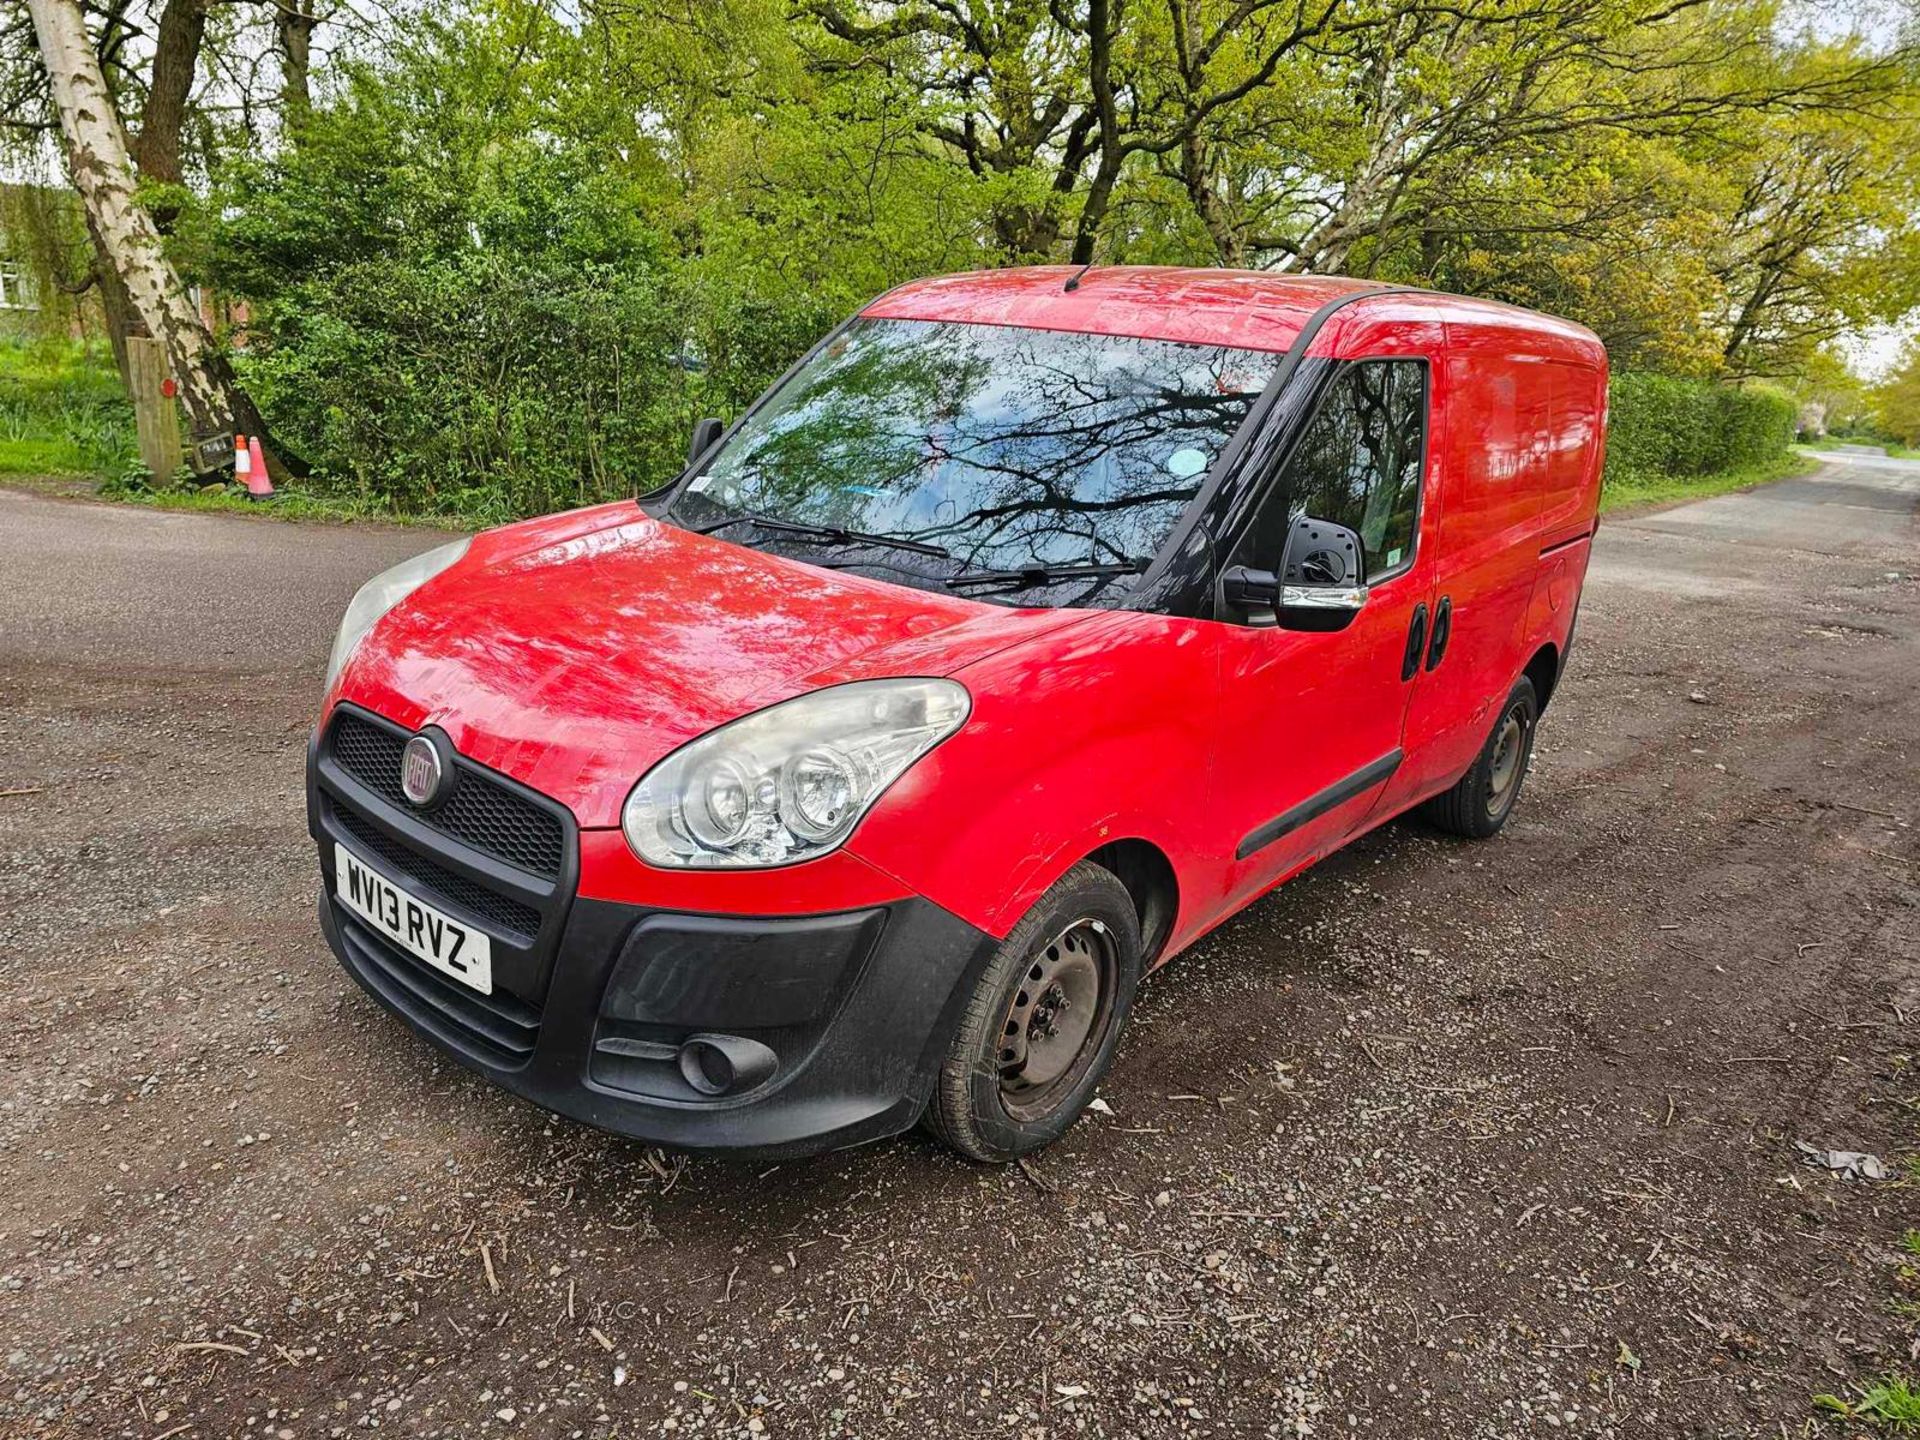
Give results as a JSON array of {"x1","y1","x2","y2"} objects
[
  {"x1": 325, "y1": 539, "x2": 471, "y2": 693},
  {"x1": 623, "y1": 678, "x2": 971, "y2": 869}
]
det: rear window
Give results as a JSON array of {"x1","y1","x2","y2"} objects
[{"x1": 674, "y1": 318, "x2": 1283, "y2": 576}]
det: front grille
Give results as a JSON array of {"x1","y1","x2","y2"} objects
[
  {"x1": 332, "y1": 806, "x2": 541, "y2": 939},
  {"x1": 314, "y1": 704, "x2": 580, "y2": 1068},
  {"x1": 329, "y1": 712, "x2": 567, "y2": 878}
]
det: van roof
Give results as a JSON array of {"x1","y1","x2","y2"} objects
[{"x1": 863, "y1": 265, "x2": 1595, "y2": 356}]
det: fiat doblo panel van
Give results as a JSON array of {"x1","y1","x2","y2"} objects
[{"x1": 309, "y1": 267, "x2": 1607, "y2": 1161}]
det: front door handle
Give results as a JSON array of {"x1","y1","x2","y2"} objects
[
  {"x1": 1402, "y1": 603, "x2": 1429, "y2": 682},
  {"x1": 1425, "y1": 596, "x2": 1453, "y2": 671}
]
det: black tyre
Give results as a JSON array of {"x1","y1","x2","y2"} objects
[
  {"x1": 1423, "y1": 675, "x2": 1539, "y2": 839},
  {"x1": 925, "y1": 862, "x2": 1141, "y2": 1163}
]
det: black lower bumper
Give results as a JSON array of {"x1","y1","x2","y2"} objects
[
  {"x1": 307, "y1": 715, "x2": 997, "y2": 1157},
  {"x1": 317, "y1": 883, "x2": 996, "y2": 1157}
]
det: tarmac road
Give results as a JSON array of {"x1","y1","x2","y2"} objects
[{"x1": 2, "y1": 455, "x2": 1917, "y2": 1437}]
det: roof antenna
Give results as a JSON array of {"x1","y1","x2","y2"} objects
[{"x1": 1062, "y1": 259, "x2": 1095, "y2": 293}]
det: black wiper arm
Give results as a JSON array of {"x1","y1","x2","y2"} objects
[
  {"x1": 692, "y1": 511, "x2": 949, "y2": 558},
  {"x1": 943, "y1": 559, "x2": 1148, "y2": 591}
]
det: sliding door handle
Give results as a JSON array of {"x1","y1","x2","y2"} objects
[
  {"x1": 1401, "y1": 603, "x2": 1429, "y2": 682},
  {"x1": 1425, "y1": 596, "x2": 1453, "y2": 671}
]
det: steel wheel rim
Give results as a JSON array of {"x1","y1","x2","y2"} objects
[
  {"x1": 1486, "y1": 704, "x2": 1528, "y2": 817},
  {"x1": 997, "y1": 918, "x2": 1115, "y2": 1121}
]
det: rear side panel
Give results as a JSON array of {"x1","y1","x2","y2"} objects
[
  {"x1": 1541, "y1": 357, "x2": 1607, "y2": 550},
  {"x1": 1396, "y1": 320, "x2": 1555, "y2": 797},
  {"x1": 1520, "y1": 353, "x2": 1608, "y2": 685}
]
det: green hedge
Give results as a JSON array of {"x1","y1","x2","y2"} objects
[{"x1": 1604, "y1": 373, "x2": 1795, "y2": 487}]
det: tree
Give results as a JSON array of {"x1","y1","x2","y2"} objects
[
  {"x1": 1875, "y1": 337, "x2": 1920, "y2": 448},
  {"x1": 1712, "y1": 94, "x2": 1920, "y2": 376},
  {"x1": 26, "y1": 0, "x2": 242, "y2": 466},
  {"x1": 3, "y1": 0, "x2": 348, "y2": 406}
]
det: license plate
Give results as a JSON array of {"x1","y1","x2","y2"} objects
[{"x1": 334, "y1": 843, "x2": 493, "y2": 994}]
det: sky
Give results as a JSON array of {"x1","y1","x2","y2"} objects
[{"x1": 1845, "y1": 322, "x2": 1915, "y2": 380}]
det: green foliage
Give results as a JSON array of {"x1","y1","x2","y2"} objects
[
  {"x1": 1604, "y1": 373, "x2": 1796, "y2": 493},
  {"x1": 182, "y1": 2, "x2": 959, "y2": 520},
  {"x1": 104, "y1": 0, "x2": 1910, "y2": 522},
  {"x1": 1875, "y1": 337, "x2": 1920, "y2": 449},
  {"x1": 1814, "y1": 1374, "x2": 1920, "y2": 1428},
  {"x1": 0, "y1": 340, "x2": 138, "y2": 478},
  {"x1": 0, "y1": 186, "x2": 98, "y2": 345}
]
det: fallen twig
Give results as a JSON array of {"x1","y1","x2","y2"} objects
[
  {"x1": 1827, "y1": 799, "x2": 1900, "y2": 820},
  {"x1": 1016, "y1": 1157, "x2": 1057, "y2": 1194}
]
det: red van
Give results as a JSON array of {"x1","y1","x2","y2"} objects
[{"x1": 309, "y1": 267, "x2": 1606, "y2": 1162}]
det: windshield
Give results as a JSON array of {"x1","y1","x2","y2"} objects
[{"x1": 670, "y1": 318, "x2": 1283, "y2": 588}]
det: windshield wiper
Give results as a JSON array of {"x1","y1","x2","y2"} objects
[
  {"x1": 943, "y1": 560, "x2": 1148, "y2": 591},
  {"x1": 692, "y1": 511, "x2": 949, "y2": 559}
]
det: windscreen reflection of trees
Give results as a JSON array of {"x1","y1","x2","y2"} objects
[{"x1": 696, "y1": 320, "x2": 1280, "y2": 571}]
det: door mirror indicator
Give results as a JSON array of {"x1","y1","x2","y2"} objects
[
  {"x1": 689, "y1": 416, "x2": 725, "y2": 468},
  {"x1": 1220, "y1": 568, "x2": 1370, "y2": 631},
  {"x1": 1221, "y1": 514, "x2": 1373, "y2": 630}
]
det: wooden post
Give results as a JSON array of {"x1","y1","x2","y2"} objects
[{"x1": 127, "y1": 335, "x2": 183, "y2": 483}]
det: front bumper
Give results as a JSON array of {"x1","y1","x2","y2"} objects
[{"x1": 308, "y1": 707, "x2": 997, "y2": 1157}]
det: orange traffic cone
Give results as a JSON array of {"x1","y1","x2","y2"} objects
[
  {"x1": 245, "y1": 435, "x2": 275, "y2": 501},
  {"x1": 234, "y1": 433, "x2": 249, "y2": 483}
]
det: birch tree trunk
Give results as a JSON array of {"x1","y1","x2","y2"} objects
[{"x1": 27, "y1": 0, "x2": 238, "y2": 471}]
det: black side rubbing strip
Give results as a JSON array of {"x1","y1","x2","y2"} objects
[
  {"x1": 1235, "y1": 750, "x2": 1403, "y2": 861},
  {"x1": 1538, "y1": 528, "x2": 1595, "y2": 558}
]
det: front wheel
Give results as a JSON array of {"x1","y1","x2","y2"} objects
[
  {"x1": 1422, "y1": 675, "x2": 1539, "y2": 838},
  {"x1": 925, "y1": 862, "x2": 1141, "y2": 1162}
]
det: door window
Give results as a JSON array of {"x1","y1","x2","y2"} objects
[{"x1": 1275, "y1": 360, "x2": 1429, "y2": 578}]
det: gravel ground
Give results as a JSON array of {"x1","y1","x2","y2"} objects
[{"x1": 2, "y1": 455, "x2": 1917, "y2": 1439}]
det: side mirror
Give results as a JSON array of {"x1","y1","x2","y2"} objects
[
  {"x1": 688, "y1": 416, "x2": 724, "y2": 468},
  {"x1": 1222, "y1": 515, "x2": 1369, "y2": 631}
]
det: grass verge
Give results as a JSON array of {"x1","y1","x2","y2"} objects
[
  {"x1": 1599, "y1": 450, "x2": 1820, "y2": 515},
  {"x1": 1815, "y1": 1375, "x2": 1920, "y2": 1429},
  {"x1": 0, "y1": 341, "x2": 138, "y2": 480}
]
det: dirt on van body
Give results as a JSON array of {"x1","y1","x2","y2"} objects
[{"x1": 2, "y1": 456, "x2": 1918, "y2": 1439}]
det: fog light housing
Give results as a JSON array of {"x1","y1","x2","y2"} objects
[{"x1": 676, "y1": 1033, "x2": 777, "y2": 1096}]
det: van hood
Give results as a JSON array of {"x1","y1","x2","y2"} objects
[{"x1": 333, "y1": 503, "x2": 1090, "y2": 827}]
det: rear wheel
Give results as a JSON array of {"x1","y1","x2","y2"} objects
[
  {"x1": 1422, "y1": 675, "x2": 1539, "y2": 838},
  {"x1": 926, "y1": 863, "x2": 1141, "y2": 1162}
]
